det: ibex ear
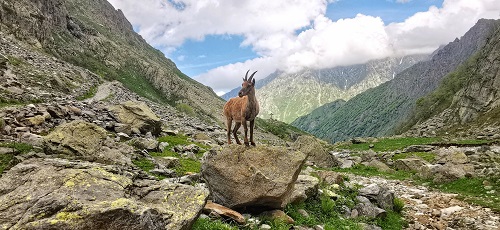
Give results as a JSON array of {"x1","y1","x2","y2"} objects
[{"x1": 252, "y1": 78, "x2": 256, "y2": 86}]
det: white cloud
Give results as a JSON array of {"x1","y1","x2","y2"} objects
[
  {"x1": 108, "y1": 0, "x2": 500, "y2": 94},
  {"x1": 177, "y1": 55, "x2": 185, "y2": 61}
]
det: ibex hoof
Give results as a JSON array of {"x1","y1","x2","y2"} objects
[
  {"x1": 251, "y1": 142, "x2": 256, "y2": 146},
  {"x1": 244, "y1": 142, "x2": 250, "y2": 147}
]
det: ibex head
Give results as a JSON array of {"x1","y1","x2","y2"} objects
[{"x1": 238, "y1": 70, "x2": 257, "y2": 98}]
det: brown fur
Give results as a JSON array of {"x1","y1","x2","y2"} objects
[{"x1": 223, "y1": 71, "x2": 259, "y2": 146}]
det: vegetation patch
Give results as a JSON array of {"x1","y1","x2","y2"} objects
[
  {"x1": 175, "y1": 103, "x2": 195, "y2": 117},
  {"x1": 255, "y1": 118, "x2": 309, "y2": 142},
  {"x1": 375, "y1": 211, "x2": 407, "y2": 230},
  {"x1": 132, "y1": 157, "x2": 155, "y2": 172},
  {"x1": 337, "y1": 137, "x2": 440, "y2": 152},
  {"x1": 150, "y1": 151, "x2": 201, "y2": 176},
  {"x1": 194, "y1": 178, "x2": 406, "y2": 230},
  {"x1": 158, "y1": 134, "x2": 210, "y2": 150},
  {"x1": 0, "y1": 142, "x2": 33, "y2": 154},
  {"x1": 332, "y1": 165, "x2": 414, "y2": 181},
  {"x1": 0, "y1": 142, "x2": 34, "y2": 175},
  {"x1": 392, "y1": 152, "x2": 436, "y2": 163},
  {"x1": 0, "y1": 153, "x2": 14, "y2": 175},
  {"x1": 428, "y1": 177, "x2": 500, "y2": 212},
  {"x1": 76, "y1": 85, "x2": 98, "y2": 100},
  {"x1": 7, "y1": 55, "x2": 23, "y2": 66},
  {"x1": 192, "y1": 218, "x2": 237, "y2": 230}
]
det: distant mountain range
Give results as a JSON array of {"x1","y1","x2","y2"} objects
[
  {"x1": 292, "y1": 19, "x2": 500, "y2": 143},
  {"x1": 223, "y1": 55, "x2": 428, "y2": 123}
]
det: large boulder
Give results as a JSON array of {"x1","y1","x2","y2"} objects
[
  {"x1": 0, "y1": 158, "x2": 208, "y2": 230},
  {"x1": 108, "y1": 101, "x2": 162, "y2": 135},
  {"x1": 201, "y1": 145, "x2": 307, "y2": 210},
  {"x1": 43, "y1": 120, "x2": 133, "y2": 165},
  {"x1": 394, "y1": 158, "x2": 428, "y2": 171},
  {"x1": 292, "y1": 136, "x2": 338, "y2": 168}
]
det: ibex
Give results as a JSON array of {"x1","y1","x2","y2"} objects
[{"x1": 223, "y1": 70, "x2": 259, "y2": 146}]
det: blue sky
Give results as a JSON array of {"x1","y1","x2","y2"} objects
[
  {"x1": 172, "y1": 0, "x2": 445, "y2": 78},
  {"x1": 108, "y1": 0, "x2": 499, "y2": 95}
]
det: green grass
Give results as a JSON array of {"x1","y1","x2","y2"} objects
[
  {"x1": 193, "y1": 179, "x2": 406, "y2": 230},
  {"x1": 0, "y1": 154, "x2": 14, "y2": 175},
  {"x1": 7, "y1": 55, "x2": 23, "y2": 66},
  {"x1": 158, "y1": 135, "x2": 210, "y2": 151},
  {"x1": 428, "y1": 177, "x2": 500, "y2": 212},
  {"x1": 175, "y1": 103, "x2": 195, "y2": 117},
  {"x1": 76, "y1": 85, "x2": 98, "y2": 100},
  {"x1": 332, "y1": 165, "x2": 414, "y2": 181},
  {"x1": 447, "y1": 139, "x2": 495, "y2": 145},
  {"x1": 0, "y1": 142, "x2": 33, "y2": 154},
  {"x1": 337, "y1": 137, "x2": 440, "y2": 152},
  {"x1": 375, "y1": 211, "x2": 407, "y2": 230},
  {"x1": 192, "y1": 218, "x2": 238, "y2": 230},
  {"x1": 255, "y1": 118, "x2": 309, "y2": 142},
  {"x1": 393, "y1": 198, "x2": 405, "y2": 214},
  {"x1": 0, "y1": 142, "x2": 34, "y2": 175},
  {"x1": 150, "y1": 151, "x2": 201, "y2": 176},
  {"x1": 392, "y1": 152, "x2": 436, "y2": 163},
  {"x1": 132, "y1": 157, "x2": 155, "y2": 172}
]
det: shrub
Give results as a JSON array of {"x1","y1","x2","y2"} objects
[{"x1": 393, "y1": 198, "x2": 405, "y2": 213}]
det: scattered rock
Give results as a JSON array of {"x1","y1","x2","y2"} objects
[
  {"x1": 287, "y1": 175, "x2": 320, "y2": 204},
  {"x1": 0, "y1": 158, "x2": 209, "y2": 230},
  {"x1": 394, "y1": 158, "x2": 428, "y2": 171},
  {"x1": 260, "y1": 210, "x2": 294, "y2": 224},
  {"x1": 203, "y1": 201, "x2": 245, "y2": 224}
]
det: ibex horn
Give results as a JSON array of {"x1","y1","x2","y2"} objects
[
  {"x1": 249, "y1": 71, "x2": 257, "y2": 82},
  {"x1": 243, "y1": 69, "x2": 250, "y2": 81}
]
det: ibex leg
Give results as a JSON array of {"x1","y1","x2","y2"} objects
[
  {"x1": 226, "y1": 118, "x2": 232, "y2": 144},
  {"x1": 250, "y1": 119, "x2": 255, "y2": 146},
  {"x1": 242, "y1": 120, "x2": 249, "y2": 146},
  {"x1": 233, "y1": 122, "x2": 242, "y2": 145}
]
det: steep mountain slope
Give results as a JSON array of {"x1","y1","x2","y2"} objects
[
  {"x1": 403, "y1": 21, "x2": 500, "y2": 138},
  {"x1": 222, "y1": 56, "x2": 426, "y2": 123},
  {"x1": 0, "y1": 0, "x2": 224, "y2": 121},
  {"x1": 292, "y1": 19, "x2": 499, "y2": 143}
]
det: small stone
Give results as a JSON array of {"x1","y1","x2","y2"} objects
[
  {"x1": 15, "y1": 127, "x2": 30, "y2": 132},
  {"x1": 440, "y1": 206, "x2": 463, "y2": 217},
  {"x1": 298, "y1": 209, "x2": 309, "y2": 218},
  {"x1": 260, "y1": 224, "x2": 271, "y2": 230},
  {"x1": 314, "y1": 225, "x2": 324, "y2": 230},
  {"x1": 431, "y1": 209, "x2": 441, "y2": 217}
]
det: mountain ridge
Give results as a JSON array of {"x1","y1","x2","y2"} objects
[
  {"x1": 0, "y1": 0, "x2": 225, "y2": 123},
  {"x1": 292, "y1": 19, "x2": 500, "y2": 143}
]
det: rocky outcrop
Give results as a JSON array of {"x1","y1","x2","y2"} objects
[
  {"x1": 109, "y1": 101, "x2": 162, "y2": 135},
  {"x1": 406, "y1": 19, "x2": 500, "y2": 138},
  {"x1": 292, "y1": 135, "x2": 338, "y2": 168},
  {"x1": 201, "y1": 145, "x2": 307, "y2": 210},
  {"x1": 0, "y1": 158, "x2": 209, "y2": 230},
  {"x1": 43, "y1": 120, "x2": 134, "y2": 165}
]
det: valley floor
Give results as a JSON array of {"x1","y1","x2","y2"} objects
[{"x1": 349, "y1": 174, "x2": 499, "y2": 230}]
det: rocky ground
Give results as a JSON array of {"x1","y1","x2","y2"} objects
[{"x1": 350, "y1": 175, "x2": 500, "y2": 230}]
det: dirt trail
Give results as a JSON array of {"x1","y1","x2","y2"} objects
[{"x1": 348, "y1": 175, "x2": 500, "y2": 230}]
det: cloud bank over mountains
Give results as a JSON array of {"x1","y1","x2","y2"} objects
[{"x1": 109, "y1": 0, "x2": 500, "y2": 94}]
